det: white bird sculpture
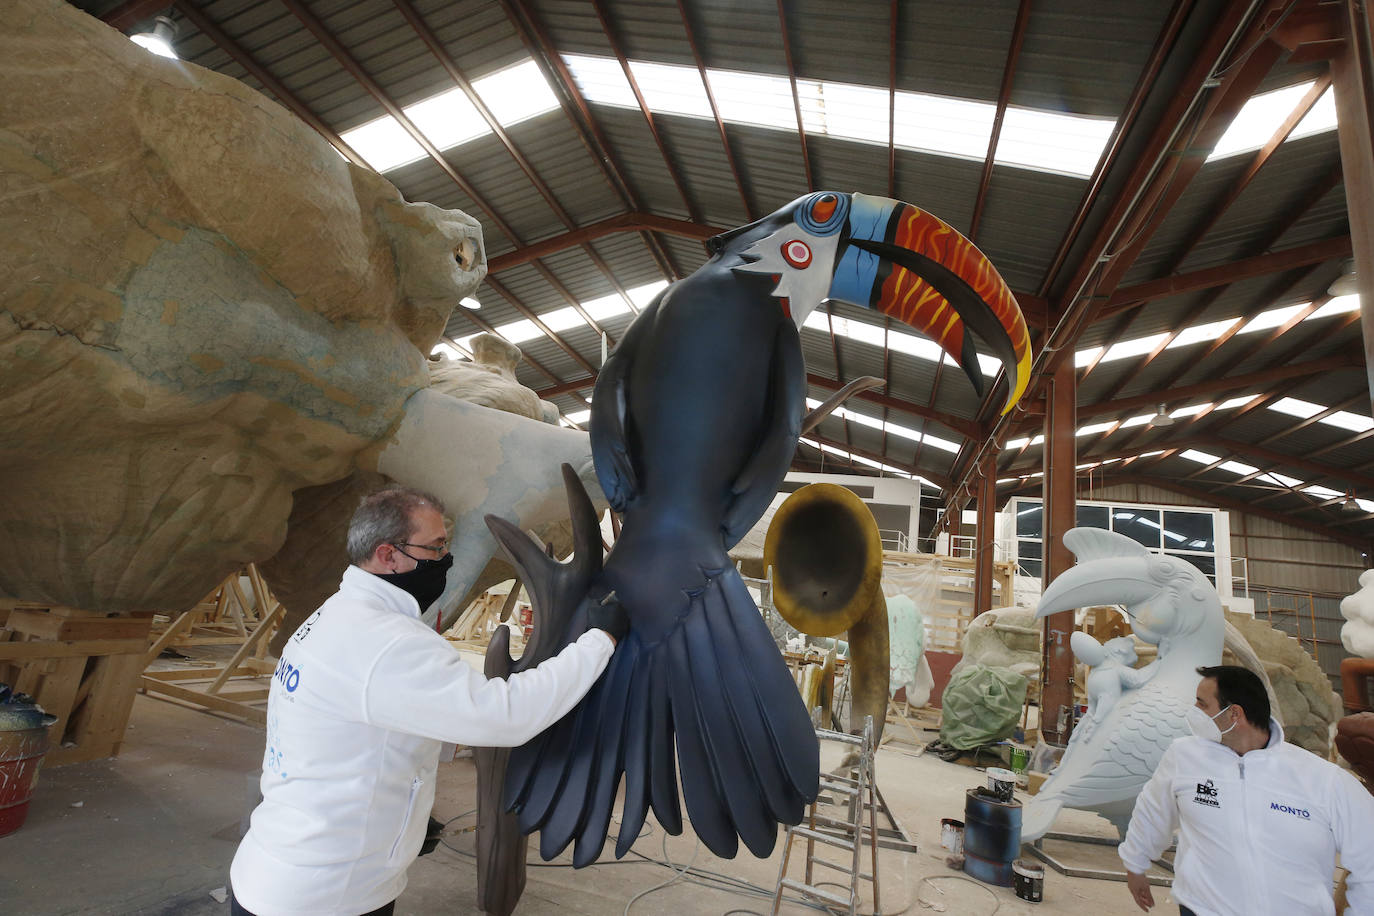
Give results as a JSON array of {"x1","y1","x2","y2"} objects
[{"x1": 1021, "y1": 527, "x2": 1225, "y2": 841}]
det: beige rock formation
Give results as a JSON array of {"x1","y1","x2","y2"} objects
[
  {"x1": 0, "y1": 0, "x2": 484, "y2": 612},
  {"x1": 1224, "y1": 612, "x2": 1343, "y2": 757},
  {"x1": 428, "y1": 334, "x2": 558, "y2": 423}
]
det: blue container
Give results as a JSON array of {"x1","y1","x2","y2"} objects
[{"x1": 962, "y1": 788, "x2": 1022, "y2": 887}]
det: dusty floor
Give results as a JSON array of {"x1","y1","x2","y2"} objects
[{"x1": 0, "y1": 687, "x2": 1177, "y2": 916}]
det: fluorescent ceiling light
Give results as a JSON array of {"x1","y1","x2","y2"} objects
[
  {"x1": 340, "y1": 60, "x2": 560, "y2": 172},
  {"x1": 563, "y1": 53, "x2": 1114, "y2": 179},
  {"x1": 1209, "y1": 82, "x2": 1336, "y2": 160}
]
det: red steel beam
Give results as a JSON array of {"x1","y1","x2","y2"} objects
[
  {"x1": 591, "y1": 0, "x2": 702, "y2": 222},
  {"x1": 775, "y1": 0, "x2": 815, "y2": 192},
  {"x1": 969, "y1": 0, "x2": 1033, "y2": 243},
  {"x1": 675, "y1": 0, "x2": 754, "y2": 221}
]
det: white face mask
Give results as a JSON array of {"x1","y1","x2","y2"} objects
[{"x1": 1186, "y1": 704, "x2": 1238, "y2": 743}]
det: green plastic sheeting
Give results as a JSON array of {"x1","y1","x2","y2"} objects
[
  {"x1": 887, "y1": 593, "x2": 925, "y2": 696},
  {"x1": 938, "y1": 664, "x2": 1028, "y2": 750}
]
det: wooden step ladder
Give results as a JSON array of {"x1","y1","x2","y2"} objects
[{"x1": 770, "y1": 716, "x2": 880, "y2": 916}]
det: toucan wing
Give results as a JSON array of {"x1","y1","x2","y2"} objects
[{"x1": 722, "y1": 321, "x2": 805, "y2": 548}]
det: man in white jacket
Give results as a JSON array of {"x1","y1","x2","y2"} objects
[
  {"x1": 1119, "y1": 665, "x2": 1374, "y2": 916},
  {"x1": 229, "y1": 487, "x2": 626, "y2": 916}
]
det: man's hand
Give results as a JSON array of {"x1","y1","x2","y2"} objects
[
  {"x1": 1126, "y1": 871, "x2": 1155, "y2": 912},
  {"x1": 587, "y1": 595, "x2": 629, "y2": 645}
]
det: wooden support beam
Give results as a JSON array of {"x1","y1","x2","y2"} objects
[{"x1": 974, "y1": 452, "x2": 997, "y2": 615}]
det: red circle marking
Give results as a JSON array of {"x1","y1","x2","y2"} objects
[{"x1": 781, "y1": 240, "x2": 812, "y2": 268}]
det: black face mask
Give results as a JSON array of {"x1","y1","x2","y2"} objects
[{"x1": 377, "y1": 551, "x2": 454, "y2": 612}]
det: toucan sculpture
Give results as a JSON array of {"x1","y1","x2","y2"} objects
[{"x1": 479, "y1": 192, "x2": 1032, "y2": 885}]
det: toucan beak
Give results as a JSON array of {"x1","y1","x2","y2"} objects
[
  {"x1": 828, "y1": 193, "x2": 1031, "y2": 415},
  {"x1": 1034, "y1": 558, "x2": 1158, "y2": 619}
]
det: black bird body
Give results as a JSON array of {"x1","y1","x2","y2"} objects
[{"x1": 482, "y1": 191, "x2": 1032, "y2": 876}]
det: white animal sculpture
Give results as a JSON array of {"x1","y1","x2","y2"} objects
[
  {"x1": 1022, "y1": 527, "x2": 1225, "y2": 841},
  {"x1": 1340, "y1": 568, "x2": 1374, "y2": 658},
  {"x1": 1071, "y1": 632, "x2": 1150, "y2": 743}
]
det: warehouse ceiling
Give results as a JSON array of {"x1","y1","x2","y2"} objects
[{"x1": 73, "y1": 0, "x2": 1374, "y2": 550}]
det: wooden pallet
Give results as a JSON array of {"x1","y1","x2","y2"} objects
[{"x1": 0, "y1": 603, "x2": 154, "y2": 766}]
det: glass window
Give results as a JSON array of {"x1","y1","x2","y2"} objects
[
  {"x1": 1167, "y1": 552, "x2": 1216, "y2": 585},
  {"x1": 1016, "y1": 501, "x2": 1043, "y2": 538},
  {"x1": 1163, "y1": 511, "x2": 1214, "y2": 552},
  {"x1": 1018, "y1": 539, "x2": 1043, "y2": 578},
  {"x1": 1112, "y1": 507, "x2": 1162, "y2": 548},
  {"x1": 1077, "y1": 505, "x2": 1110, "y2": 530}
]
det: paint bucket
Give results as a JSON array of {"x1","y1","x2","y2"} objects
[
  {"x1": 1008, "y1": 744, "x2": 1030, "y2": 775},
  {"x1": 963, "y1": 788, "x2": 1022, "y2": 887},
  {"x1": 1013, "y1": 859, "x2": 1045, "y2": 902},
  {"x1": 987, "y1": 767, "x2": 1017, "y2": 802},
  {"x1": 940, "y1": 817, "x2": 964, "y2": 854},
  {"x1": 0, "y1": 724, "x2": 53, "y2": 838}
]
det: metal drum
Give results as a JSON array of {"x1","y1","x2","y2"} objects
[{"x1": 963, "y1": 788, "x2": 1022, "y2": 886}]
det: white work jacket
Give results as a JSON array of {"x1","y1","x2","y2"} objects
[
  {"x1": 1119, "y1": 719, "x2": 1374, "y2": 916},
  {"x1": 229, "y1": 566, "x2": 614, "y2": 916}
]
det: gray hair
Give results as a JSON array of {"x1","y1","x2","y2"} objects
[{"x1": 346, "y1": 487, "x2": 447, "y2": 565}]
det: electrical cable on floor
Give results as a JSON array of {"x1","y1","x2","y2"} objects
[
  {"x1": 915, "y1": 874, "x2": 1000, "y2": 915},
  {"x1": 435, "y1": 808, "x2": 833, "y2": 913},
  {"x1": 622, "y1": 833, "x2": 699, "y2": 916}
]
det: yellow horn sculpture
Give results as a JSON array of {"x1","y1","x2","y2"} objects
[{"x1": 764, "y1": 483, "x2": 890, "y2": 745}]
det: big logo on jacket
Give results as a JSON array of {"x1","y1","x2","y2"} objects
[{"x1": 1193, "y1": 779, "x2": 1220, "y2": 808}]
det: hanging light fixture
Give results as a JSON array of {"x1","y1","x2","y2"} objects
[
  {"x1": 1149, "y1": 403, "x2": 1175, "y2": 427},
  {"x1": 1342, "y1": 492, "x2": 1362, "y2": 514},
  {"x1": 1328, "y1": 258, "x2": 1359, "y2": 297},
  {"x1": 130, "y1": 16, "x2": 179, "y2": 59}
]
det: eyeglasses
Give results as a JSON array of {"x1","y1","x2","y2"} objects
[{"x1": 395, "y1": 540, "x2": 449, "y2": 556}]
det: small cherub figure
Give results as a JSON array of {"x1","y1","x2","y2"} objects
[{"x1": 1071, "y1": 632, "x2": 1154, "y2": 742}]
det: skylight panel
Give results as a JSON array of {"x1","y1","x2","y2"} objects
[
  {"x1": 1182, "y1": 449, "x2": 1221, "y2": 464},
  {"x1": 1074, "y1": 346, "x2": 1103, "y2": 368},
  {"x1": 1216, "y1": 395, "x2": 1257, "y2": 410},
  {"x1": 1219, "y1": 460, "x2": 1259, "y2": 476},
  {"x1": 564, "y1": 409, "x2": 592, "y2": 424},
  {"x1": 1005, "y1": 437, "x2": 1030, "y2": 449},
  {"x1": 1139, "y1": 450, "x2": 1166, "y2": 458},
  {"x1": 344, "y1": 116, "x2": 426, "y2": 172},
  {"x1": 406, "y1": 87, "x2": 485, "y2": 150},
  {"x1": 801, "y1": 309, "x2": 996, "y2": 377},
  {"x1": 1169, "y1": 403, "x2": 1211, "y2": 419},
  {"x1": 1209, "y1": 81, "x2": 1334, "y2": 160},
  {"x1": 431, "y1": 343, "x2": 462, "y2": 360},
  {"x1": 1307, "y1": 295, "x2": 1360, "y2": 320},
  {"x1": 1167, "y1": 317, "x2": 1240, "y2": 349},
  {"x1": 563, "y1": 54, "x2": 1112, "y2": 178},
  {"x1": 1359, "y1": 499, "x2": 1374, "y2": 513},
  {"x1": 1119, "y1": 414, "x2": 1154, "y2": 429},
  {"x1": 1324, "y1": 411, "x2": 1374, "y2": 433},
  {"x1": 1269, "y1": 397, "x2": 1325, "y2": 419},
  {"x1": 1259, "y1": 472, "x2": 1303, "y2": 488},
  {"x1": 997, "y1": 107, "x2": 1116, "y2": 177},
  {"x1": 1077, "y1": 421, "x2": 1116, "y2": 437},
  {"x1": 479, "y1": 60, "x2": 563, "y2": 126},
  {"x1": 1099, "y1": 332, "x2": 1170, "y2": 363},
  {"x1": 1239, "y1": 302, "x2": 1310, "y2": 334},
  {"x1": 798, "y1": 437, "x2": 921, "y2": 481},
  {"x1": 339, "y1": 59, "x2": 560, "y2": 173},
  {"x1": 1304, "y1": 484, "x2": 1342, "y2": 499}
]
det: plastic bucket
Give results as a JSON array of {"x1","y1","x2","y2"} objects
[
  {"x1": 0, "y1": 725, "x2": 53, "y2": 838},
  {"x1": 963, "y1": 788, "x2": 1022, "y2": 887},
  {"x1": 940, "y1": 817, "x2": 964, "y2": 854},
  {"x1": 1008, "y1": 744, "x2": 1030, "y2": 775}
]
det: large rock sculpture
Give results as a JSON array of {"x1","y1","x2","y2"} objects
[
  {"x1": 0, "y1": 0, "x2": 596, "y2": 632},
  {"x1": 1224, "y1": 611, "x2": 1342, "y2": 757}
]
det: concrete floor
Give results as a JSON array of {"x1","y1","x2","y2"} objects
[{"x1": 0, "y1": 690, "x2": 1174, "y2": 916}]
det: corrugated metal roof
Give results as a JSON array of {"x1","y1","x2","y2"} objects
[{"x1": 67, "y1": 0, "x2": 1371, "y2": 547}]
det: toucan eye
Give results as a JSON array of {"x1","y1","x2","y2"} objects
[{"x1": 811, "y1": 193, "x2": 838, "y2": 223}]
